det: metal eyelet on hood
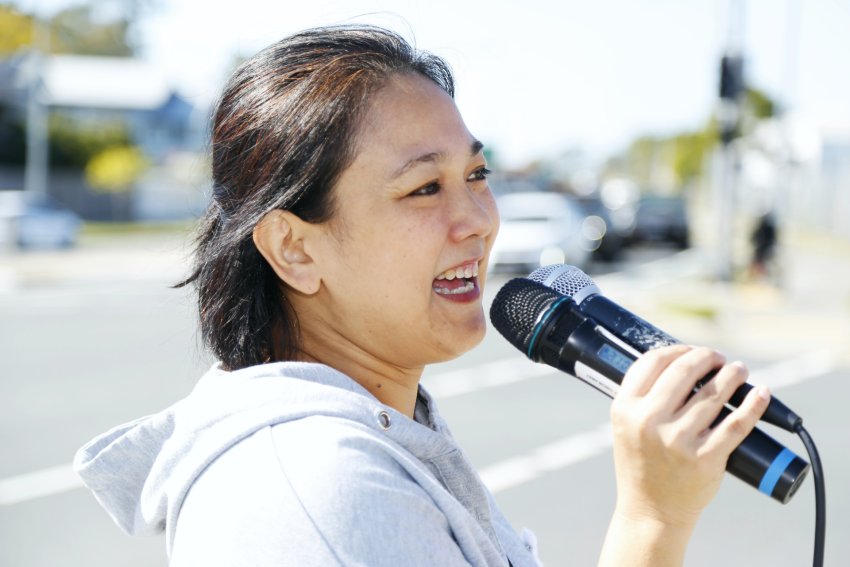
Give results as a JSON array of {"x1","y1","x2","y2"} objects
[{"x1": 376, "y1": 410, "x2": 392, "y2": 430}]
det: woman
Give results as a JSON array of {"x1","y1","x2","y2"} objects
[{"x1": 74, "y1": 25, "x2": 770, "y2": 566}]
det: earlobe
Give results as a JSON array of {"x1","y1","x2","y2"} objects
[{"x1": 253, "y1": 210, "x2": 321, "y2": 295}]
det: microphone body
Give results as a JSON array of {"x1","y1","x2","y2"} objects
[
  {"x1": 528, "y1": 264, "x2": 803, "y2": 433},
  {"x1": 490, "y1": 277, "x2": 810, "y2": 504}
]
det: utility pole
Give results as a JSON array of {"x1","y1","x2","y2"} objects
[
  {"x1": 24, "y1": 13, "x2": 49, "y2": 199},
  {"x1": 715, "y1": 0, "x2": 745, "y2": 281}
]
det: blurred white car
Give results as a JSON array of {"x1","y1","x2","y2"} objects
[
  {"x1": 0, "y1": 191, "x2": 82, "y2": 249},
  {"x1": 490, "y1": 191, "x2": 593, "y2": 275}
]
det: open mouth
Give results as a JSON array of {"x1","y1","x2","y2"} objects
[{"x1": 433, "y1": 262, "x2": 479, "y2": 296}]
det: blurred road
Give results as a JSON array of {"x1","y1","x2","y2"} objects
[{"x1": 1, "y1": 230, "x2": 848, "y2": 566}]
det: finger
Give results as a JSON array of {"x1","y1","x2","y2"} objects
[
  {"x1": 648, "y1": 347, "x2": 726, "y2": 413},
  {"x1": 676, "y1": 360, "x2": 749, "y2": 433},
  {"x1": 700, "y1": 384, "x2": 771, "y2": 458},
  {"x1": 619, "y1": 345, "x2": 692, "y2": 398}
]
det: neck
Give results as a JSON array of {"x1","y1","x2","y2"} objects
[{"x1": 298, "y1": 342, "x2": 423, "y2": 418}]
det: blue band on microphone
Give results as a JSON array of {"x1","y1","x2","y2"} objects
[
  {"x1": 528, "y1": 297, "x2": 571, "y2": 358},
  {"x1": 759, "y1": 448, "x2": 796, "y2": 496}
]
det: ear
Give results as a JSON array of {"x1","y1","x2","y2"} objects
[{"x1": 253, "y1": 210, "x2": 320, "y2": 295}]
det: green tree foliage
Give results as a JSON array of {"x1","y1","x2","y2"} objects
[
  {"x1": 47, "y1": 115, "x2": 133, "y2": 167},
  {"x1": 671, "y1": 127, "x2": 716, "y2": 186},
  {"x1": 0, "y1": 4, "x2": 32, "y2": 55},
  {"x1": 50, "y1": 4, "x2": 135, "y2": 57},
  {"x1": 0, "y1": 1, "x2": 149, "y2": 56},
  {"x1": 625, "y1": 136, "x2": 659, "y2": 188},
  {"x1": 745, "y1": 87, "x2": 776, "y2": 120},
  {"x1": 623, "y1": 88, "x2": 777, "y2": 190},
  {"x1": 625, "y1": 125, "x2": 718, "y2": 190}
]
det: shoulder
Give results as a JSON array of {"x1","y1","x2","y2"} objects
[
  {"x1": 268, "y1": 415, "x2": 438, "y2": 519},
  {"x1": 174, "y1": 416, "x2": 470, "y2": 566}
]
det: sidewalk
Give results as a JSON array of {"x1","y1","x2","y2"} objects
[
  {"x1": 0, "y1": 229, "x2": 193, "y2": 291},
  {"x1": 601, "y1": 229, "x2": 850, "y2": 366}
]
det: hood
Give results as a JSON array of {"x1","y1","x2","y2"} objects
[{"x1": 73, "y1": 361, "x2": 455, "y2": 542}]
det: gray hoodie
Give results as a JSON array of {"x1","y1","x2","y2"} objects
[{"x1": 74, "y1": 361, "x2": 543, "y2": 566}]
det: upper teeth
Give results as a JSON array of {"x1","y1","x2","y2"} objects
[{"x1": 436, "y1": 263, "x2": 479, "y2": 280}]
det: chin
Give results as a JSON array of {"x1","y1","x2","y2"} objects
[{"x1": 441, "y1": 319, "x2": 487, "y2": 361}]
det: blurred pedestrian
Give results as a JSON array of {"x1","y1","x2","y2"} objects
[
  {"x1": 750, "y1": 211, "x2": 778, "y2": 281},
  {"x1": 73, "y1": 25, "x2": 769, "y2": 566}
]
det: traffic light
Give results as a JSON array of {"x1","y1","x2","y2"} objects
[{"x1": 719, "y1": 54, "x2": 744, "y2": 100}]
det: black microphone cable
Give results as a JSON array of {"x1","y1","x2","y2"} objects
[{"x1": 795, "y1": 424, "x2": 825, "y2": 567}]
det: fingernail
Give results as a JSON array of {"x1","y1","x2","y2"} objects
[{"x1": 755, "y1": 384, "x2": 771, "y2": 401}]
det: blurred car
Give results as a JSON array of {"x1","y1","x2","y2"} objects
[
  {"x1": 490, "y1": 191, "x2": 593, "y2": 274},
  {"x1": 575, "y1": 196, "x2": 627, "y2": 262},
  {"x1": 628, "y1": 194, "x2": 690, "y2": 249},
  {"x1": 0, "y1": 191, "x2": 82, "y2": 249}
]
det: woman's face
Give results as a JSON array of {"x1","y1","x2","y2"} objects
[{"x1": 306, "y1": 72, "x2": 499, "y2": 369}]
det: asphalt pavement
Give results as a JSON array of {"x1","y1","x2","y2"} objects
[{"x1": 1, "y1": 227, "x2": 848, "y2": 566}]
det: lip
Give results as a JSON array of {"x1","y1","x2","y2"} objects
[
  {"x1": 433, "y1": 276, "x2": 481, "y2": 303},
  {"x1": 433, "y1": 258, "x2": 482, "y2": 303}
]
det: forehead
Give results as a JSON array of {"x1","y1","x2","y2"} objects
[{"x1": 351, "y1": 73, "x2": 475, "y2": 173}]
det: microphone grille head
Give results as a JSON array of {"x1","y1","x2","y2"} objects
[
  {"x1": 490, "y1": 277, "x2": 564, "y2": 356},
  {"x1": 529, "y1": 264, "x2": 599, "y2": 302}
]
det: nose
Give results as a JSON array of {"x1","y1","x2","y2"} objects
[{"x1": 448, "y1": 183, "x2": 499, "y2": 243}]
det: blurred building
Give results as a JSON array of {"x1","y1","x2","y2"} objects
[
  {"x1": 0, "y1": 53, "x2": 209, "y2": 221},
  {"x1": 56, "y1": 56, "x2": 195, "y2": 155}
]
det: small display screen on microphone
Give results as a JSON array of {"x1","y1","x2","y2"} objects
[{"x1": 598, "y1": 344, "x2": 633, "y2": 375}]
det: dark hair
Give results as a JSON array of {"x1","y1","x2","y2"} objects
[{"x1": 179, "y1": 25, "x2": 455, "y2": 371}]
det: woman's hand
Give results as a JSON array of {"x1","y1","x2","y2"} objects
[{"x1": 599, "y1": 345, "x2": 771, "y2": 567}]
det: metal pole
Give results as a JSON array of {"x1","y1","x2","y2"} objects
[
  {"x1": 717, "y1": 140, "x2": 737, "y2": 281},
  {"x1": 715, "y1": 0, "x2": 745, "y2": 281},
  {"x1": 23, "y1": 14, "x2": 49, "y2": 199}
]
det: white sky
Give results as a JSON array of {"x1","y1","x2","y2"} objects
[{"x1": 19, "y1": 0, "x2": 850, "y2": 168}]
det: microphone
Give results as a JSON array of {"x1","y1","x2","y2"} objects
[
  {"x1": 528, "y1": 264, "x2": 803, "y2": 433},
  {"x1": 489, "y1": 277, "x2": 810, "y2": 503}
]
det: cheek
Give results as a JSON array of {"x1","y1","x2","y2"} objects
[
  {"x1": 483, "y1": 194, "x2": 501, "y2": 249},
  {"x1": 489, "y1": 200, "x2": 501, "y2": 241},
  {"x1": 349, "y1": 219, "x2": 437, "y2": 285}
]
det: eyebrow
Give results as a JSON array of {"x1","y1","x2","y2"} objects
[{"x1": 391, "y1": 139, "x2": 485, "y2": 180}]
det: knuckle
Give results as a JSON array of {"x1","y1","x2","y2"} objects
[
  {"x1": 725, "y1": 415, "x2": 750, "y2": 438},
  {"x1": 729, "y1": 361, "x2": 749, "y2": 383},
  {"x1": 645, "y1": 344, "x2": 689, "y2": 362},
  {"x1": 666, "y1": 427, "x2": 692, "y2": 454},
  {"x1": 692, "y1": 346, "x2": 715, "y2": 358},
  {"x1": 695, "y1": 346, "x2": 725, "y2": 365},
  {"x1": 715, "y1": 362, "x2": 748, "y2": 394},
  {"x1": 674, "y1": 356, "x2": 701, "y2": 376}
]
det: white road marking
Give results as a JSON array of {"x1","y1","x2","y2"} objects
[
  {"x1": 481, "y1": 423, "x2": 614, "y2": 493},
  {"x1": 748, "y1": 348, "x2": 838, "y2": 390},
  {"x1": 0, "y1": 463, "x2": 82, "y2": 506},
  {"x1": 422, "y1": 356, "x2": 555, "y2": 398},
  {"x1": 0, "y1": 350, "x2": 838, "y2": 505}
]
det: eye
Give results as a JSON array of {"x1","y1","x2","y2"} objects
[
  {"x1": 409, "y1": 181, "x2": 441, "y2": 197},
  {"x1": 467, "y1": 167, "x2": 492, "y2": 183}
]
